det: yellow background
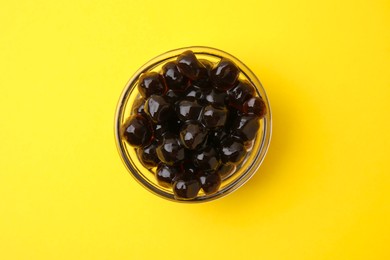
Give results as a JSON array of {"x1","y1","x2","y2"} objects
[{"x1": 1, "y1": 0, "x2": 389, "y2": 259}]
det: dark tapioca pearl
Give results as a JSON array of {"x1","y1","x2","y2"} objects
[
  {"x1": 165, "y1": 115, "x2": 183, "y2": 135},
  {"x1": 132, "y1": 97, "x2": 147, "y2": 116},
  {"x1": 156, "y1": 134, "x2": 185, "y2": 165},
  {"x1": 207, "y1": 128, "x2": 229, "y2": 146},
  {"x1": 137, "y1": 141, "x2": 159, "y2": 168},
  {"x1": 219, "y1": 136, "x2": 246, "y2": 165},
  {"x1": 122, "y1": 115, "x2": 152, "y2": 148},
  {"x1": 202, "y1": 105, "x2": 228, "y2": 128},
  {"x1": 198, "y1": 173, "x2": 221, "y2": 195},
  {"x1": 172, "y1": 171, "x2": 185, "y2": 183},
  {"x1": 194, "y1": 59, "x2": 214, "y2": 89},
  {"x1": 243, "y1": 96, "x2": 267, "y2": 118},
  {"x1": 227, "y1": 80, "x2": 255, "y2": 109},
  {"x1": 179, "y1": 122, "x2": 208, "y2": 150},
  {"x1": 204, "y1": 88, "x2": 228, "y2": 108},
  {"x1": 216, "y1": 164, "x2": 236, "y2": 180},
  {"x1": 199, "y1": 59, "x2": 214, "y2": 72},
  {"x1": 173, "y1": 174, "x2": 201, "y2": 200},
  {"x1": 192, "y1": 60, "x2": 212, "y2": 89},
  {"x1": 167, "y1": 116, "x2": 183, "y2": 135},
  {"x1": 162, "y1": 61, "x2": 189, "y2": 92},
  {"x1": 153, "y1": 119, "x2": 179, "y2": 142},
  {"x1": 211, "y1": 58, "x2": 240, "y2": 90},
  {"x1": 192, "y1": 67, "x2": 210, "y2": 89},
  {"x1": 156, "y1": 164, "x2": 179, "y2": 188},
  {"x1": 165, "y1": 89, "x2": 181, "y2": 103},
  {"x1": 176, "y1": 50, "x2": 206, "y2": 80},
  {"x1": 144, "y1": 95, "x2": 173, "y2": 123},
  {"x1": 170, "y1": 162, "x2": 186, "y2": 182},
  {"x1": 153, "y1": 123, "x2": 169, "y2": 142},
  {"x1": 231, "y1": 115, "x2": 260, "y2": 142},
  {"x1": 183, "y1": 149, "x2": 195, "y2": 164},
  {"x1": 176, "y1": 99, "x2": 203, "y2": 122},
  {"x1": 224, "y1": 107, "x2": 241, "y2": 130},
  {"x1": 138, "y1": 72, "x2": 166, "y2": 99},
  {"x1": 193, "y1": 146, "x2": 220, "y2": 172},
  {"x1": 183, "y1": 85, "x2": 207, "y2": 103},
  {"x1": 182, "y1": 163, "x2": 200, "y2": 176}
]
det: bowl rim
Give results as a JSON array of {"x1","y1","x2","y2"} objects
[{"x1": 114, "y1": 46, "x2": 272, "y2": 203}]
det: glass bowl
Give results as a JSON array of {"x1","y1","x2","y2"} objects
[{"x1": 114, "y1": 46, "x2": 272, "y2": 203}]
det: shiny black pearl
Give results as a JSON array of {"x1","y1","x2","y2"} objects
[
  {"x1": 176, "y1": 50, "x2": 206, "y2": 80},
  {"x1": 192, "y1": 59, "x2": 214, "y2": 89},
  {"x1": 137, "y1": 141, "x2": 159, "y2": 168},
  {"x1": 219, "y1": 136, "x2": 246, "y2": 164},
  {"x1": 165, "y1": 89, "x2": 180, "y2": 103},
  {"x1": 193, "y1": 146, "x2": 220, "y2": 172},
  {"x1": 144, "y1": 95, "x2": 173, "y2": 123},
  {"x1": 228, "y1": 80, "x2": 255, "y2": 109},
  {"x1": 162, "y1": 61, "x2": 189, "y2": 92},
  {"x1": 176, "y1": 99, "x2": 203, "y2": 121},
  {"x1": 156, "y1": 134, "x2": 185, "y2": 165},
  {"x1": 211, "y1": 58, "x2": 240, "y2": 90},
  {"x1": 224, "y1": 107, "x2": 241, "y2": 130},
  {"x1": 198, "y1": 173, "x2": 221, "y2": 195},
  {"x1": 182, "y1": 163, "x2": 200, "y2": 176},
  {"x1": 152, "y1": 123, "x2": 169, "y2": 141},
  {"x1": 216, "y1": 164, "x2": 236, "y2": 180},
  {"x1": 122, "y1": 115, "x2": 152, "y2": 148},
  {"x1": 202, "y1": 105, "x2": 228, "y2": 128},
  {"x1": 132, "y1": 97, "x2": 147, "y2": 117},
  {"x1": 243, "y1": 96, "x2": 267, "y2": 118},
  {"x1": 138, "y1": 72, "x2": 166, "y2": 99},
  {"x1": 193, "y1": 68, "x2": 210, "y2": 89},
  {"x1": 232, "y1": 115, "x2": 260, "y2": 142},
  {"x1": 173, "y1": 174, "x2": 201, "y2": 199},
  {"x1": 183, "y1": 85, "x2": 207, "y2": 104},
  {"x1": 199, "y1": 59, "x2": 214, "y2": 72},
  {"x1": 167, "y1": 116, "x2": 183, "y2": 136},
  {"x1": 204, "y1": 88, "x2": 227, "y2": 108},
  {"x1": 179, "y1": 122, "x2": 207, "y2": 150},
  {"x1": 156, "y1": 164, "x2": 179, "y2": 188},
  {"x1": 207, "y1": 128, "x2": 229, "y2": 146},
  {"x1": 192, "y1": 63, "x2": 211, "y2": 89}
]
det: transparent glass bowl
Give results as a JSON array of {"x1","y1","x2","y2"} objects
[{"x1": 114, "y1": 46, "x2": 272, "y2": 203}]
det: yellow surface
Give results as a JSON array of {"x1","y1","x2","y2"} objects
[{"x1": 0, "y1": 0, "x2": 389, "y2": 259}]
